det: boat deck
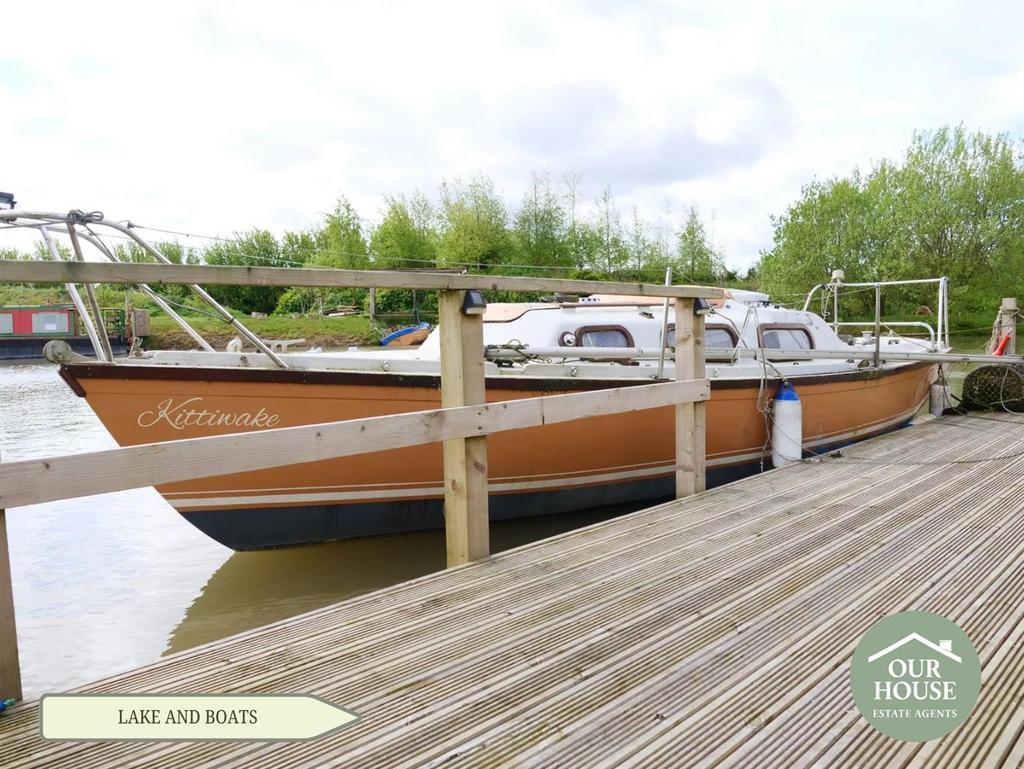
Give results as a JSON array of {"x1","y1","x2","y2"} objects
[{"x1": 2, "y1": 412, "x2": 1024, "y2": 767}]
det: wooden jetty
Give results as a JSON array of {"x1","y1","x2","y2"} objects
[{"x1": 3, "y1": 412, "x2": 1024, "y2": 767}]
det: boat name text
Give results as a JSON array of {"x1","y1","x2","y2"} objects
[{"x1": 138, "y1": 397, "x2": 281, "y2": 430}]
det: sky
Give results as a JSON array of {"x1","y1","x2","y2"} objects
[{"x1": 1, "y1": 0, "x2": 1022, "y2": 271}]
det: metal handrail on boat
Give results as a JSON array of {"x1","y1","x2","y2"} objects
[
  {"x1": 0, "y1": 209, "x2": 287, "y2": 367},
  {"x1": 483, "y1": 345, "x2": 1021, "y2": 366},
  {"x1": 801, "y1": 273, "x2": 950, "y2": 351},
  {"x1": 834, "y1": 320, "x2": 936, "y2": 345}
]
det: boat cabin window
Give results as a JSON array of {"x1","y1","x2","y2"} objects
[
  {"x1": 759, "y1": 324, "x2": 814, "y2": 350},
  {"x1": 0, "y1": 314, "x2": 12, "y2": 335},
  {"x1": 31, "y1": 312, "x2": 70, "y2": 334},
  {"x1": 666, "y1": 324, "x2": 737, "y2": 349},
  {"x1": 571, "y1": 325, "x2": 634, "y2": 347}
]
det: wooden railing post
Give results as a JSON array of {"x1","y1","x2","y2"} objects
[
  {"x1": 0, "y1": 449, "x2": 22, "y2": 703},
  {"x1": 1001, "y1": 298, "x2": 1017, "y2": 356},
  {"x1": 438, "y1": 290, "x2": 490, "y2": 567},
  {"x1": 675, "y1": 298, "x2": 698, "y2": 497},
  {"x1": 693, "y1": 308, "x2": 707, "y2": 493}
]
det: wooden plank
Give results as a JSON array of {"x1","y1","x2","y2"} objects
[
  {"x1": 439, "y1": 290, "x2": 490, "y2": 567},
  {"x1": 0, "y1": 260, "x2": 722, "y2": 299},
  {"x1": 675, "y1": 298, "x2": 696, "y2": 497},
  {"x1": 0, "y1": 448, "x2": 21, "y2": 703},
  {"x1": 0, "y1": 378, "x2": 708, "y2": 510}
]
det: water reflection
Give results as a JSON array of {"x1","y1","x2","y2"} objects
[
  {"x1": 2, "y1": 362, "x2": 229, "y2": 698},
  {"x1": 166, "y1": 507, "x2": 625, "y2": 654}
]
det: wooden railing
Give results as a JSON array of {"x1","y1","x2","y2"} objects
[{"x1": 0, "y1": 260, "x2": 720, "y2": 702}]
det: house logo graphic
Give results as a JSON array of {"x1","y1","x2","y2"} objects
[{"x1": 850, "y1": 611, "x2": 981, "y2": 741}]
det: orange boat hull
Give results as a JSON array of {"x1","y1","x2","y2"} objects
[{"x1": 60, "y1": 362, "x2": 935, "y2": 549}]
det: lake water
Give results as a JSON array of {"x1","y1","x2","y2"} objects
[{"x1": 1, "y1": 362, "x2": 623, "y2": 700}]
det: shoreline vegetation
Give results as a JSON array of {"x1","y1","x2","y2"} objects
[{"x1": 2, "y1": 126, "x2": 1021, "y2": 350}]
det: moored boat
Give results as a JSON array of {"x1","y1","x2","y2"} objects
[
  {"x1": 2, "y1": 210, "x2": 951, "y2": 551},
  {"x1": 58, "y1": 286, "x2": 941, "y2": 550},
  {"x1": 0, "y1": 304, "x2": 129, "y2": 360}
]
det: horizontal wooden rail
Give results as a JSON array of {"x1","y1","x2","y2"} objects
[
  {"x1": 0, "y1": 378, "x2": 708, "y2": 510},
  {"x1": 0, "y1": 260, "x2": 722, "y2": 299}
]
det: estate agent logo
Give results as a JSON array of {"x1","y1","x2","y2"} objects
[{"x1": 850, "y1": 611, "x2": 981, "y2": 741}]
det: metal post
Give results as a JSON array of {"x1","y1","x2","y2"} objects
[
  {"x1": 937, "y1": 279, "x2": 945, "y2": 350},
  {"x1": 101, "y1": 222, "x2": 288, "y2": 368},
  {"x1": 65, "y1": 225, "x2": 116, "y2": 363},
  {"x1": 40, "y1": 228, "x2": 107, "y2": 361},
  {"x1": 943, "y1": 278, "x2": 950, "y2": 349},
  {"x1": 77, "y1": 228, "x2": 216, "y2": 353},
  {"x1": 833, "y1": 283, "x2": 839, "y2": 334},
  {"x1": 874, "y1": 284, "x2": 882, "y2": 368},
  {"x1": 655, "y1": 267, "x2": 672, "y2": 380}
]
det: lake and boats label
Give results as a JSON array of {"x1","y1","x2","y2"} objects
[
  {"x1": 850, "y1": 611, "x2": 981, "y2": 741},
  {"x1": 40, "y1": 694, "x2": 357, "y2": 741}
]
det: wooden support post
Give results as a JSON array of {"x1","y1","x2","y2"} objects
[
  {"x1": 1001, "y1": 297, "x2": 1017, "y2": 356},
  {"x1": 438, "y1": 290, "x2": 489, "y2": 567},
  {"x1": 693, "y1": 308, "x2": 707, "y2": 493},
  {"x1": 675, "y1": 298, "x2": 697, "y2": 497},
  {"x1": 368, "y1": 287, "x2": 376, "y2": 322},
  {"x1": 0, "y1": 450, "x2": 21, "y2": 703}
]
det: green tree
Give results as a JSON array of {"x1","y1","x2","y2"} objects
[
  {"x1": 628, "y1": 206, "x2": 665, "y2": 277},
  {"x1": 281, "y1": 226, "x2": 328, "y2": 266},
  {"x1": 437, "y1": 176, "x2": 514, "y2": 270},
  {"x1": 562, "y1": 170, "x2": 586, "y2": 269},
  {"x1": 272, "y1": 226, "x2": 330, "y2": 314},
  {"x1": 315, "y1": 197, "x2": 369, "y2": 270},
  {"x1": 370, "y1": 193, "x2": 437, "y2": 269},
  {"x1": 675, "y1": 206, "x2": 723, "y2": 282},
  {"x1": 32, "y1": 240, "x2": 70, "y2": 261},
  {"x1": 592, "y1": 187, "x2": 629, "y2": 273},
  {"x1": 203, "y1": 229, "x2": 288, "y2": 314},
  {"x1": 512, "y1": 170, "x2": 567, "y2": 271},
  {"x1": 758, "y1": 126, "x2": 1024, "y2": 316}
]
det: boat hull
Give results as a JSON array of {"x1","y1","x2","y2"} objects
[{"x1": 60, "y1": 362, "x2": 936, "y2": 550}]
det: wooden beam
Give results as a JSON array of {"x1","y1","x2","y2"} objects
[
  {"x1": 0, "y1": 261, "x2": 722, "y2": 300},
  {"x1": 439, "y1": 291, "x2": 489, "y2": 567},
  {"x1": 0, "y1": 379, "x2": 708, "y2": 510},
  {"x1": 675, "y1": 298, "x2": 697, "y2": 498},
  {"x1": 0, "y1": 449, "x2": 21, "y2": 703}
]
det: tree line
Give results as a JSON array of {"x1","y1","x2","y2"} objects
[
  {"x1": 3, "y1": 125, "x2": 1020, "y2": 329},
  {"x1": 189, "y1": 174, "x2": 730, "y2": 315},
  {"x1": 756, "y1": 126, "x2": 1024, "y2": 323}
]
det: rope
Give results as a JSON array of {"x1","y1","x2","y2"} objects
[{"x1": 66, "y1": 209, "x2": 104, "y2": 225}]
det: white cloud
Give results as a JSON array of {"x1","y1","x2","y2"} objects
[{"x1": 1, "y1": 0, "x2": 1021, "y2": 271}]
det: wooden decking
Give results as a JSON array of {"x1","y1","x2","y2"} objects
[{"x1": 3, "y1": 413, "x2": 1024, "y2": 767}]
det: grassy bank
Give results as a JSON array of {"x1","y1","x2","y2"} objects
[{"x1": 146, "y1": 314, "x2": 378, "y2": 351}]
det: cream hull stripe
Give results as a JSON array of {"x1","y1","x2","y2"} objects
[{"x1": 168, "y1": 403, "x2": 922, "y2": 510}]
